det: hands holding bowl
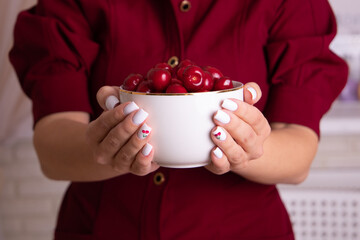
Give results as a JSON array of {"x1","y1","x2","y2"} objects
[{"x1": 87, "y1": 60, "x2": 270, "y2": 176}]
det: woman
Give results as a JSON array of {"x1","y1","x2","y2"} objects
[{"x1": 10, "y1": 0, "x2": 347, "y2": 239}]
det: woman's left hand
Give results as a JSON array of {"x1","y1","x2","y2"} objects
[{"x1": 205, "y1": 82, "x2": 271, "y2": 175}]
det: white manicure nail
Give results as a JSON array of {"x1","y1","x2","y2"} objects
[
  {"x1": 142, "y1": 143, "x2": 153, "y2": 156},
  {"x1": 213, "y1": 147, "x2": 223, "y2": 159},
  {"x1": 124, "y1": 101, "x2": 139, "y2": 115},
  {"x1": 138, "y1": 124, "x2": 152, "y2": 139},
  {"x1": 214, "y1": 110, "x2": 230, "y2": 124},
  {"x1": 247, "y1": 87, "x2": 257, "y2": 100},
  {"x1": 133, "y1": 109, "x2": 148, "y2": 125},
  {"x1": 105, "y1": 96, "x2": 119, "y2": 110},
  {"x1": 222, "y1": 99, "x2": 238, "y2": 111},
  {"x1": 212, "y1": 126, "x2": 226, "y2": 141}
]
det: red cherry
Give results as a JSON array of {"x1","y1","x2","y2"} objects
[
  {"x1": 182, "y1": 66, "x2": 204, "y2": 92},
  {"x1": 170, "y1": 68, "x2": 178, "y2": 79},
  {"x1": 202, "y1": 66, "x2": 223, "y2": 80},
  {"x1": 122, "y1": 73, "x2": 144, "y2": 91},
  {"x1": 154, "y1": 62, "x2": 172, "y2": 72},
  {"x1": 199, "y1": 71, "x2": 214, "y2": 91},
  {"x1": 213, "y1": 77, "x2": 234, "y2": 90},
  {"x1": 136, "y1": 81, "x2": 153, "y2": 93},
  {"x1": 171, "y1": 78, "x2": 183, "y2": 85},
  {"x1": 147, "y1": 68, "x2": 172, "y2": 92},
  {"x1": 176, "y1": 66, "x2": 187, "y2": 80},
  {"x1": 166, "y1": 83, "x2": 188, "y2": 93},
  {"x1": 178, "y1": 59, "x2": 195, "y2": 69}
]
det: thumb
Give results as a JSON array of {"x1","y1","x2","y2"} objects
[
  {"x1": 96, "y1": 86, "x2": 121, "y2": 110},
  {"x1": 243, "y1": 82, "x2": 261, "y2": 105}
]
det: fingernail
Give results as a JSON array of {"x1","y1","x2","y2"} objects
[
  {"x1": 142, "y1": 143, "x2": 153, "y2": 156},
  {"x1": 222, "y1": 99, "x2": 238, "y2": 111},
  {"x1": 133, "y1": 109, "x2": 148, "y2": 125},
  {"x1": 247, "y1": 87, "x2": 257, "y2": 100},
  {"x1": 124, "y1": 101, "x2": 139, "y2": 115},
  {"x1": 105, "y1": 96, "x2": 119, "y2": 110},
  {"x1": 213, "y1": 147, "x2": 223, "y2": 159},
  {"x1": 214, "y1": 110, "x2": 230, "y2": 124},
  {"x1": 212, "y1": 126, "x2": 226, "y2": 141},
  {"x1": 138, "y1": 123, "x2": 152, "y2": 139}
]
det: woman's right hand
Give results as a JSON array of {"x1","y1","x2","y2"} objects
[{"x1": 86, "y1": 86, "x2": 159, "y2": 176}]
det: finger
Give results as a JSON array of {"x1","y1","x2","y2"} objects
[
  {"x1": 219, "y1": 99, "x2": 269, "y2": 136},
  {"x1": 97, "y1": 108, "x2": 149, "y2": 164},
  {"x1": 213, "y1": 121, "x2": 262, "y2": 161},
  {"x1": 210, "y1": 126, "x2": 250, "y2": 166},
  {"x1": 205, "y1": 147, "x2": 230, "y2": 175},
  {"x1": 111, "y1": 122, "x2": 151, "y2": 169},
  {"x1": 97, "y1": 86, "x2": 121, "y2": 110},
  {"x1": 243, "y1": 82, "x2": 261, "y2": 105},
  {"x1": 87, "y1": 101, "x2": 140, "y2": 145},
  {"x1": 130, "y1": 143, "x2": 160, "y2": 176}
]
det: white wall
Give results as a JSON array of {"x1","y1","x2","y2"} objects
[
  {"x1": 0, "y1": 1, "x2": 34, "y2": 146},
  {"x1": 0, "y1": 1, "x2": 68, "y2": 240},
  {"x1": 329, "y1": 0, "x2": 360, "y2": 34}
]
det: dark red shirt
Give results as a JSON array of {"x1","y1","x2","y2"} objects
[{"x1": 10, "y1": 0, "x2": 347, "y2": 239}]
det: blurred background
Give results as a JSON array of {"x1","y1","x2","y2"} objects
[{"x1": 0, "y1": 0, "x2": 359, "y2": 240}]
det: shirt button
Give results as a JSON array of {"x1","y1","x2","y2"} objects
[
  {"x1": 153, "y1": 172, "x2": 165, "y2": 185},
  {"x1": 168, "y1": 56, "x2": 179, "y2": 68},
  {"x1": 179, "y1": 0, "x2": 191, "y2": 12}
]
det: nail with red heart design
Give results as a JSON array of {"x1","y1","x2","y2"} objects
[
  {"x1": 212, "y1": 126, "x2": 226, "y2": 141},
  {"x1": 138, "y1": 123, "x2": 152, "y2": 139}
]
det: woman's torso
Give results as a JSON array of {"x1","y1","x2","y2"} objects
[{"x1": 54, "y1": 0, "x2": 293, "y2": 239}]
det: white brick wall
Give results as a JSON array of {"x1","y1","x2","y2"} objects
[{"x1": 0, "y1": 139, "x2": 68, "y2": 240}]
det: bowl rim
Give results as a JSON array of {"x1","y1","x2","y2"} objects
[{"x1": 119, "y1": 81, "x2": 243, "y2": 96}]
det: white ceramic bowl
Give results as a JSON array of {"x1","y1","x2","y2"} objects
[{"x1": 119, "y1": 81, "x2": 243, "y2": 168}]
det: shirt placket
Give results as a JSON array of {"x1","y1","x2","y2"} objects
[
  {"x1": 165, "y1": 0, "x2": 194, "y2": 67},
  {"x1": 140, "y1": 2, "x2": 194, "y2": 239},
  {"x1": 140, "y1": 169, "x2": 169, "y2": 240}
]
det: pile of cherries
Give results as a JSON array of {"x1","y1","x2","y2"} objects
[{"x1": 121, "y1": 59, "x2": 234, "y2": 93}]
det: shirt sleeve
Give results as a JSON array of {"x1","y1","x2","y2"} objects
[
  {"x1": 9, "y1": 0, "x2": 99, "y2": 124},
  {"x1": 263, "y1": 0, "x2": 348, "y2": 136}
]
